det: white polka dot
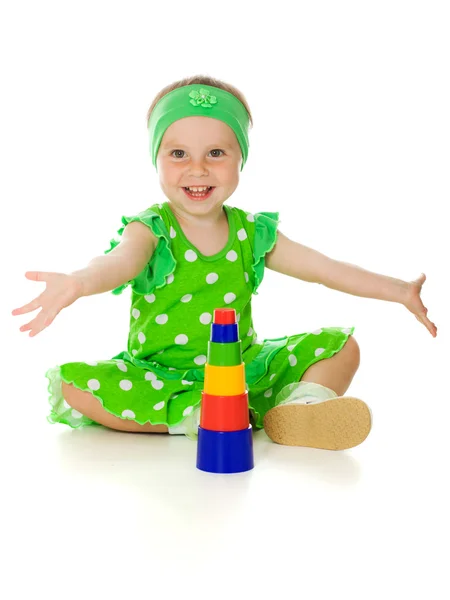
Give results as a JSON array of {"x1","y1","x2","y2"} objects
[
  {"x1": 226, "y1": 250, "x2": 238, "y2": 262},
  {"x1": 87, "y1": 379, "x2": 100, "y2": 391},
  {"x1": 247, "y1": 213, "x2": 255, "y2": 222},
  {"x1": 244, "y1": 272, "x2": 249, "y2": 283},
  {"x1": 71, "y1": 409, "x2": 83, "y2": 419},
  {"x1": 117, "y1": 362, "x2": 128, "y2": 372},
  {"x1": 236, "y1": 313, "x2": 241, "y2": 322},
  {"x1": 132, "y1": 308, "x2": 140, "y2": 319},
  {"x1": 170, "y1": 226, "x2": 176, "y2": 238},
  {"x1": 151, "y1": 379, "x2": 164, "y2": 390},
  {"x1": 270, "y1": 374, "x2": 276, "y2": 381},
  {"x1": 183, "y1": 406, "x2": 194, "y2": 417},
  {"x1": 63, "y1": 400, "x2": 71, "y2": 409},
  {"x1": 132, "y1": 349, "x2": 138, "y2": 356},
  {"x1": 264, "y1": 389, "x2": 273, "y2": 398},
  {"x1": 287, "y1": 344, "x2": 296, "y2": 352},
  {"x1": 206, "y1": 272, "x2": 219, "y2": 284},
  {"x1": 175, "y1": 334, "x2": 188, "y2": 345},
  {"x1": 181, "y1": 294, "x2": 192, "y2": 303},
  {"x1": 145, "y1": 294, "x2": 156, "y2": 303},
  {"x1": 85, "y1": 361, "x2": 98, "y2": 366},
  {"x1": 224, "y1": 292, "x2": 236, "y2": 305},
  {"x1": 200, "y1": 312, "x2": 212, "y2": 325},
  {"x1": 341, "y1": 328, "x2": 352, "y2": 335},
  {"x1": 153, "y1": 401, "x2": 165, "y2": 411},
  {"x1": 312, "y1": 329, "x2": 323, "y2": 335},
  {"x1": 168, "y1": 367, "x2": 176, "y2": 371},
  {"x1": 194, "y1": 355, "x2": 207, "y2": 365},
  {"x1": 155, "y1": 314, "x2": 168, "y2": 325},
  {"x1": 315, "y1": 348, "x2": 326, "y2": 357},
  {"x1": 247, "y1": 327, "x2": 253, "y2": 336},
  {"x1": 145, "y1": 371, "x2": 157, "y2": 381},
  {"x1": 288, "y1": 354, "x2": 297, "y2": 367},
  {"x1": 185, "y1": 249, "x2": 198, "y2": 262},
  {"x1": 182, "y1": 380, "x2": 194, "y2": 385},
  {"x1": 237, "y1": 228, "x2": 247, "y2": 241},
  {"x1": 122, "y1": 409, "x2": 135, "y2": 419},
  {"x1": 138, "y1": 332, "x2": 146, "y2": 344},
  {"x1": 120, "y1": 380, "x2": 133, "y2": 391},
  {"x1": 167, "y1": 274, "x2": 174, "y2": 284}
]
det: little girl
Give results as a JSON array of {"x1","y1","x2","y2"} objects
[{"x1": 12, "y1": 75, "x2": 437, "y2": 450}]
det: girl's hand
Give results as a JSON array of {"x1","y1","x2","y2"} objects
[
  {"x1": 11, "y1": 271, "x2": 85, "y2": 337},
  {"x1": 402, "y1": 273, "x2": 437, "y2": 338}
]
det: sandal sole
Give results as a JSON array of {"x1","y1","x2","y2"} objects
[{"x1": 263, "y1": 396, "x2": 372, "y2": 450}]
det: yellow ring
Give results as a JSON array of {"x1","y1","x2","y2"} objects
[{"x1": 204, "y1": 363, "x2": 246, "y2": 396}]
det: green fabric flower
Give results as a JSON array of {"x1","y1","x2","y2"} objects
[{"x1": 189, "y1": 88, "x2": 218, "y2": 108}]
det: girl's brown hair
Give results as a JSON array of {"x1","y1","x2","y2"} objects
[{"x1": 146, "y1": 74, "x2": 253, "y2": 128}]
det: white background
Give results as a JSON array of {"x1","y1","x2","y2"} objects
[{"x1": 1, "y1": 1, "x2": 449, "y2": 598}]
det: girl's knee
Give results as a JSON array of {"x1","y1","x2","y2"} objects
[
  {"x1": 343, "y1": 335, "x2": 360, "y2": 370},
  {"x1": 61, "y1": 381, "x2": 94, "y2": 412}
]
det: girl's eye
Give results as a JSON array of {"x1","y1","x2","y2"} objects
[{"x1": 170, "y1": 149, "x2": 225, "y2": 159}]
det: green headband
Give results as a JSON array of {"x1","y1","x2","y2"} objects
[{"x1": 148, "y1": 84, "x2": 250, "y2": 172}]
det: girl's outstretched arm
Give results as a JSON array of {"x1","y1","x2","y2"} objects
[
  {"x1": 266, "y1": 231, "x2": 437, "y2": 337},
  {"x1": 12, "y1": 221, "x2": 157, "y2": 337},
  {"x1": 71, "y1": 221, "x2": 157, "y2": 297}
]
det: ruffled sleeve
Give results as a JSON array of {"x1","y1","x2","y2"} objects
[
  {"x1": 233, "y1": 207, "x2": 280, "y2": 295},
  {"x1": 252, "y1": 211, "x2": 279, "y2": 294},
  {"x1": 104, "y1": 207, "x2": 176, "y2": 296}
]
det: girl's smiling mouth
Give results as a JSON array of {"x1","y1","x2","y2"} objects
[{"x1": 182, "y1": 186, "x2": 215, "y2": 200}]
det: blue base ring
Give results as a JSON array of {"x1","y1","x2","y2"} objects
[{"x1": 196, "y1": 426, "x2": 254, "y2": 473}]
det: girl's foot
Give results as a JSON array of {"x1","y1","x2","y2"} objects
[{"x1": 263, "y1": 396, "x2": 372, "y2": 450}]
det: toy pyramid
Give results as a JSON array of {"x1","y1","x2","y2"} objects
[{"x1": 196, "y1": 308, "x2": 254, "y2": 473}]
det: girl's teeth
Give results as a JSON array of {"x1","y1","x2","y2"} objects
[{"x1": 184, "y1": 186, "x2": 212, "y2": 197}]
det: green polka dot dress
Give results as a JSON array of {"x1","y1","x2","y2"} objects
[{"x1": 46, "y1": 202, "x2": 355, "y2": 430}]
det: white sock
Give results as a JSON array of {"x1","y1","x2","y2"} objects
[
  {"x1": 276, "y1": 381, "x2": 338, "y2": 406},
  {"x1": 168, "y1": 405, "x2": 201, "y2": 439}
]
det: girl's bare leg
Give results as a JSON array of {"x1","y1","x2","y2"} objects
[
  {"x1": 61, "y1": 382, "x2": 168, "y2": 433},
  {"x1": 299, "y1": 335, "x2": 361, "y2": 395}
]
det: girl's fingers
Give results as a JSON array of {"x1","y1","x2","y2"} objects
[
  {"x1": 27, "y1": 322, "x2": 43, "y2": 337},
  {"x1": 30, "y1": 322, "x2": 49, "y2": 337},
  {"x1": 416, "y1": 313, "x2": 437, "y2": 337},
  {"x1": 426, "y1": 317, "x2": 437, "y2": 336},
  {"x1": 42, "y1": 311, "x2": 57, "y2": 329},
  {"x1": 18, "y1": 310, "x2": 45, "y2": 335},
  {"x1": 12, "y1": 297, "x2": 41, "y2": 316},
  {"x1": 19, "y1": 315, "x2": 40, "y2": 334},
  {"x1": 25, "y1": 271, "x2": 52, "y2": 282},
  {"x1": 12, "y1": 271, "x2": 51, "y2": 315},
  {"x1": 27, "y1": 311, "x2": 58, "y2": 337}
]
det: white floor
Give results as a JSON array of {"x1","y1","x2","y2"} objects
[{"x1": 3, "y1": 332, "x2": 449, "y2": 599}]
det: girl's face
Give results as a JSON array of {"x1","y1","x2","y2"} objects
[{"x1": 156, "y1": 116, "x2": 242, "y2": 216}]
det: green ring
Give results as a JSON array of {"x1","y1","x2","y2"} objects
[{"x1": 207, "y1": 341, "x2": 242, "y2": 366}]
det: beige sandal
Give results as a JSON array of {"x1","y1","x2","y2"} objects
[{"x1": 263, "y1": 396, "x2": 372, "y2": 450}]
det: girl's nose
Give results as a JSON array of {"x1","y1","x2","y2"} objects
[{"x1": 188, "y1": 160, "x2": 209, "y2": 176}]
